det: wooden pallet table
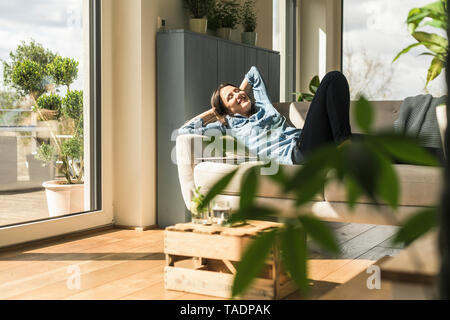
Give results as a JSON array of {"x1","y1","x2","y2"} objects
[{"x1": 164, "y1": 220, "x2": 298, "y2": 300}]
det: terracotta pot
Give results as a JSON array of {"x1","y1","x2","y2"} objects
[
  {"x1": 241, "y1": 32, "x2": 257, "y2": 46},
  {"x1": 42, "y1": 180, "x2": 84, "y2": 217},
  {"x1": 217, "y1": 28, "x2": 232, "y2": 40},
  {"x1": 189, "y1": 18, "x2": 208, "y2": 34}
]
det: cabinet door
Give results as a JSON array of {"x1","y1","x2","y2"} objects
[
  {"x1": 218, "y1": 41, "x2": 246, "y2": 86},
  {"x1": 269, "y1": 53, "x2": 280, "y2": 102},
  {"x1": 185, "y1": 33, "x2": 218, "y2": 120},
  {"x1": 256, "y1": 50, "x2": 271, "y2": 100}
]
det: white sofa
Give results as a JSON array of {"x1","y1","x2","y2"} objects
[{"x1": 176, "y1": 101, "x2": 445, "y2": 226}]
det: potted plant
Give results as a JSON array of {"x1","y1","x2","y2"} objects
[
  {"x1": 35, "y1": 88, "x2": 84, "y2": 217},
  {"x1": 190, "y1": 186, "x2": 209, "y2": 224},
  {"x1": 208, "y1": 0, "x2": 240, "y2": 40},
  {"x1": 240, "y1": 0, "x2": 258, "y2": 46},
  {"x1": 3, "y1": 41, "x2": 84, "y2": 217},
  {"x1": 183, "y1": 0, "x2": 215, "y2": 34},
  {"x1": 294, "y1": 75, "x2": 320, "y2": 101}
]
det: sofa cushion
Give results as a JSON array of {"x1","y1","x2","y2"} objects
[
  {"x1": 194, "y1": 161, "x2": 325, "y2": 201},
  {"x1": 325, "y1": 164, "x2": 443, "y2": 207}
]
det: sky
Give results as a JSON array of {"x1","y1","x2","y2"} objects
[
  {"x1": 0, "y1": 0, "x2": 84, "y2": 92},
  {"x1": 343, "y1": 0, "x2": 447, "y2": 100}
]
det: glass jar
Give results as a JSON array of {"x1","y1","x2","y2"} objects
[
  {"x1": 190, "y1": 188, "x2": 209, "y2": 224},
  {"x1": 211, "y1": 200, "x2": 231, "y2": 226}
]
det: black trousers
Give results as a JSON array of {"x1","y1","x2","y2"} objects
[{"x1": 292, "y1": 71, "x2": 351, "y2": 164}]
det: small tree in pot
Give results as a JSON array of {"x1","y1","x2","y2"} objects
[
  {"x1": 240, "y1": 0, "x2": 258, "y2": 46},
  {"x1": 35, "y1": 87, "x2": 84, "y2": 217},
  {"x1": 3, "y1": 40, "x2": 84, "y2": 217},
  {"x1": 183, "y1": 0, "x2": 215, "y2": 34},
  {"x1": 208, "y1": 0, "x2": 240, "y2": 40},
  {"x1": 35, "y1": 90, "x2": 84, "y2": 185}
]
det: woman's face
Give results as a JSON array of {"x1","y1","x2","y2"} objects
[{"x1": 219, "y1": 85, "x2": 252, "y2": 117}]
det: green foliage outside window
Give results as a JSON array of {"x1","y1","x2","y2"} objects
[
  {"x1": 46, "y1": 56, "x2": 79, "y2": 91},
  {"x1": 2, "y1": 39, "x2": 56, "y2": 99},
  {"x1": 2, "y1": 40, "x2": 84, "y2": 184}
]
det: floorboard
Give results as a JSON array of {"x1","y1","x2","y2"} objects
[{"x1": 0, "y1": 223, "x2": 402, "y2": 300}]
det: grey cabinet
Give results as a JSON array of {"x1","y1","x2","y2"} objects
[{"x1": 156, "y1": 29, "x2": 280, "y2": 227}]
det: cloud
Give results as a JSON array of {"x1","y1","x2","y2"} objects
[{"x1": 0, "y1": 0, "x2": 84, "y2": 90}]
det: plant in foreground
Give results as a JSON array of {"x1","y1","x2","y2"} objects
[{"x1": 199, "y1": 96, "x2": 440, "y2": 298}]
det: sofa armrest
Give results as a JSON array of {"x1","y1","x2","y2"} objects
[{"x1": 176, "y1": 134, "x2": 209, "y2": 210}]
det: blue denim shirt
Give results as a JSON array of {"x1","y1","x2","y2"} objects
[{"x1": 178, "y1": 66, "x2": 302, "y2": 165}]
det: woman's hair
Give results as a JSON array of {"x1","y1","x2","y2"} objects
[{"x1": 210, "y1": 83, "x2": 255, "y2": 126}]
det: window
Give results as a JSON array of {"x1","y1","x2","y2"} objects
[
  {"x1": 273, "y1": 0, "x2": 297, "y2": 102},
  {"x1": 342, "y1": 0, "x2": 447, "y2": 100},
  {"x1": 0, "y1": 0, "x2": 101, "y2": 228}
]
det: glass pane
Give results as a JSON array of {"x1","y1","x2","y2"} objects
[
  {"x1": 0, "y1": 0, "x2": 97, "y2": 227},
  {"x1": 343, "y1": 0, "x2": 447, "y2": 100}
]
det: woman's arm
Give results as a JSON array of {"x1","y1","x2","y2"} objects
[
  {"x1": 244, "y1": 66, "x2": 279, "y2": 115},
  {"x1": 178, "y1": 111, "x2": 226, "y2": 136},
  {"x1": 239, "y1": 78, "x2": 249, "y2": 92}
]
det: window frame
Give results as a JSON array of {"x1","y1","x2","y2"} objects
[{"x1": 0, "y1": 0, "x2": 113, "y2": 249}]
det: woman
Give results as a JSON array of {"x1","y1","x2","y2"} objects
[{"x1": 178, "y1": 66, "x2": 352, "y2": 165}]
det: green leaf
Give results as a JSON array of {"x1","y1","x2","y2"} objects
[
  {"x1": 294, "y1": 171, "x2": 327, "y2": 206},
  {"x1": 426, "y1": 56, "x2": 444, "y2": 87},
  {"x1": 392, "y1": 43, "x2": 422, "y2": 62},
  {"x1": 354, "y1": 95, "x2": 373, "y2": 134},
  {"x1": 280, "y1": 226, "x2": 309, "y2": 295},
  {"x1": 228, "y1": 205, "x2": 278, "y2": 224},
  {"x1": 266, "y1": 165, "x2": 287, "y2": 185},
  {"x1": 239, "y1": 166, "x2": 259, "y2": 210},
  {"x1": 232, "y1": 229, "x2": 277, "y2": 297},
  {"x1": 344, "y1": 142, "x2": 379, "y2": 201},
  {"x1": 345, "y1": 176, "x2": 362, "y2": 210},
  {"x1": 374, "y1": 151, "x2": 399, "y2": 210},
  {"x1": 296, "y1": 93, "x2": 304, "y2": 102},
  {"x1": 422, "y1": 18, "x2": 447, "y2": 30},
  {"x1": 371, "y1": 134, "x2": 439, "y2": 166},
  {"x1": 199, "y1": 168, "x2": 238, "y2": 211},
  {"x1": 309, "y1": 75, "x2": 320, "y2": 94},
  {"x1": 393, "y1": 208, "x2": 437, "y2": 245},
  {"x1": 298, "y1": 215, "x2": 339, "y2": 254},
  {"x1": 412, "y1": 32, "x2": 448, "y2": 54},
  {"x1": 303, "y1": 93, "x2": 315, "y2": 102},
  {"x1": 284, "y1": 143, "x2": 337, "y2": 192}
]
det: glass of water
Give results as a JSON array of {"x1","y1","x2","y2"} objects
[{"x1": 211, "y1": 200, "x2": 231, "y2": 226}]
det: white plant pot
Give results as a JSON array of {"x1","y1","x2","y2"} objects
[
  {"x1": 43, "y1": 180, "x2": 84, "y2": 217},
  {"x1": 189, "y1": 18, "x2": 208, "y2": 34}
]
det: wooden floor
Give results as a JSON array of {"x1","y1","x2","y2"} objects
[
  {"x1": 0, "y1": 190, "x2": 48, "y2": 226},
  {"x1": 0, "y1": 222, "x2": 403, "y2": 300}
]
